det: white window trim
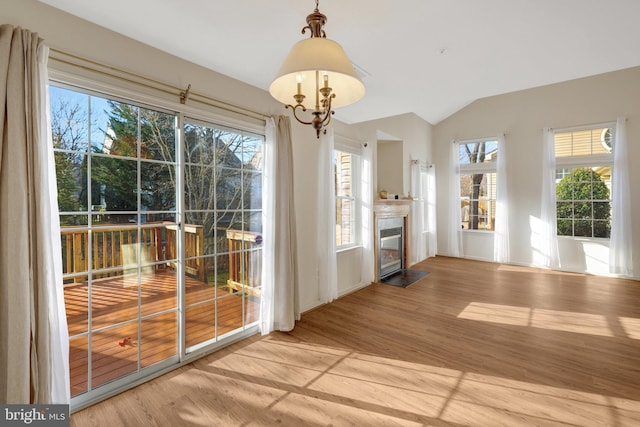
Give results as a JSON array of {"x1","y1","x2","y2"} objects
[
  {"x1": 334, "y1": 144, "x2": 362, "y2": 250},
  {"x1": 553, "y1": 123, "x2": 615, "y2": 240},
  {"x1": 458, "y1": 137, "x2": 499, "y2": 233}
]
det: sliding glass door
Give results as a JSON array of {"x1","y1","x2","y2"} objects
[{"x1": 51, "y1": 84, "x2": 263, "y2": 405}]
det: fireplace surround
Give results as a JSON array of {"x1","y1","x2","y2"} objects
[{"x1": 373, "y1": 199, "x2": 411, "y2": 282}]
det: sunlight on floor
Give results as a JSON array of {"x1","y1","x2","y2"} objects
[
  {"x1": 496, "y1": 263, "x2": 584, "y2": 276},
  {"x1": 166, "y1": 337, "x2": 640, "y2": 426},
  {"x1": 457, "y1": 301, "x2": 640, "y2": 339}
]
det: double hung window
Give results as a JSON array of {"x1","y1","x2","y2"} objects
[
  {"x1": 554, "y1": 125, "x2": 613, "y2": 238},
  {"x1": 334, "y1": 147, "x2": 361, "y2": 248},
  {"x1": 458, "y1": 139, "x2": 499, "y2": 231}
]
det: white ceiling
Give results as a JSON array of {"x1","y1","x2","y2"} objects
[{"x1": 38, "y1": 0, "x2": 640, "y2": 125}]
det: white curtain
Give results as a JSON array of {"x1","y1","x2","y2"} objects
[
  {"x1": 260, "y1": 116, "x2": 298, "y2": 334},
  {"x1": 0, "y1": 25, "x2": 69, "y2": 404},
  {"x1": 494, "y1": 134, "x2": 510, "y2": 263},
  {"x1": 425, "y1": 164, "x2": 437, "y2": 257},
  {"x1": 410, "y1": 160, "x2": 427, "y2": 265},
  {"x1": 360, "y1": 142, "x2": 375, "y2": 285},
  {"x1": 609, "y1": 117, "x2": 633, "y2": 276},
  {"x1": 317, "y1": 129, "x2": 338, "y2": 302},
  {"x1": 540, "y1": 128, "x2": 560, "y2": 269},
  {"x1": 447, "y1": 141, "x2": 463, "y2": 256}
]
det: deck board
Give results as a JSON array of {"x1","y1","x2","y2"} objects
[{"x1": 64, "y1": 270, "x2": 259, "y2": 396}]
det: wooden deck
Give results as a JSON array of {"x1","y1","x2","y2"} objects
[{"x1": 65, "y1": 270, "x2": 260, "y2": 397}]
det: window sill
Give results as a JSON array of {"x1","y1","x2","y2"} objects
[
  {"x1": 337, "y1": 244, "x2": 363, "y2": 255},
  {"x1": 557, "y1": 236, "x2": 610, "y2": 242},
  {"x1": 461, "y1": 229, "x2": 494, "y2": 234}
]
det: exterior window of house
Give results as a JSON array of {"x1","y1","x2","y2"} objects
[
  {"x1": 554, "y1": 125, "x2": 614, "y2": 238},
  {"x1": 458, "y1": 139, "x2": 498, "y2": 231},
  {"x1": 334, "y1": 148, "x2": 361, "y2": 248}
]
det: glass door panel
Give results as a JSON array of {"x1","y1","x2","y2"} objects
[
  {"x1": 51, "y1": 85, "x2": 178, "y2": 399},
  {"x1": 91, "y1": 322, "x2": 139, "y2": 388},
  {"x1": 183, "y1": 119, "x2": 263, "y2": 351},
  {"x1": 53, "y1": 84, "x2": 263, "y2": 406},
  {"x1": 141, "y1": 312, "x2": 178, "y2": 368}
]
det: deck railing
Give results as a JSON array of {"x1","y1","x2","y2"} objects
[
  {"x1": 61, "y1": 223, "x2": 171, "y2": 283},
  {"x1": 225, "y1": 230, "x2": 262, "y2": 296},
  {"x1": 60, "y1": 223, "x2": 261, "y2": 295}
]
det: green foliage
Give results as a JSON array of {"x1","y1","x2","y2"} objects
[
  {"x1": 87, "y1": 101, "x2": 177, "y2": 221},
  {"x1": 556, "y1": 168, "x2": 611, "y2": 237},
  {"x1": 52, "y1": 92, "x2": 262, "y2": 235},
  {"x1": 50, "y1": 96, "x2": 85, "y2": 223}
]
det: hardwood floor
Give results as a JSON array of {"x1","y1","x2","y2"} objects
[{"x1": 70, "y1": 256, "x2": 640, "y2": 426}]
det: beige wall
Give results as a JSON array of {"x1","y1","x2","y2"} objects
[
  {"x1": 377, "y1": 140, "x2": 404, "y2": 196},
  {"x1": 1, "y1": 0, "x2": 434, "y2": 312},
  {"x1": 1, "y1": 0, "x2": 358, "y2": 312},
  {"x1": 434, "y1": 66, "x2": 640, "y2": 277}
]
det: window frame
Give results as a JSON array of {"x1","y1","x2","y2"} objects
[
  {"x1": 553, "y1": 123, "x2": 615, "y2": 240},
  {"x1": 333, "y1": 142, "x2": 362, "y2": 251},
  {"x1": 457, "y1": 137, "x2": 499, "y2": 233}
]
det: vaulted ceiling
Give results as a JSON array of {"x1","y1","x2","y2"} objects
[{"x1": 38, "y1": 0, "x2": 640, "y2": 125}]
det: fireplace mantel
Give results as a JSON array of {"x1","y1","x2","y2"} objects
[
  {"x1": 373, "y1": 199, "x2": 412, "y2": 218},
  {"x1": 373, "y1": 199, "x2": 412, "y2": 282}
]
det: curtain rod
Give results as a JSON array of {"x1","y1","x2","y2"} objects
[
  {"x1": 549, "y1": 120, "x2": 617, "y2": 133},
  {"x1": 48, "y1": 48, "x2": 268, "y2": 122},
  {"x1": 452, "y1": 133, "x2": 505, "y2": 144}
]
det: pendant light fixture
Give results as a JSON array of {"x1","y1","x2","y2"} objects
[{"x1": 269, "y1": 0, "x2": 365, "y2": 138}]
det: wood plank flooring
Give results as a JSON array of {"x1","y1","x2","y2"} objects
[{"x1": 70, "y1": 256, "x2": 640, "y2": 426}]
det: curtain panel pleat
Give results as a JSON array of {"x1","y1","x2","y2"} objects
[
  {"x1": 494, "y1": 134, "x2": 510, "y2": 263},
  {"x1": 317, "y1": 129, "x2": 338, "y2": 303},
  {"x1": 448, "y1": 142, "x2": 463, "y2": 257},
  {"x1": 0, "y1": 24, "x2": 70, "y2": 404},
  {"x1": 425, "y1": 165, "x2": 437, "y2": 257},
  {"x1": 410, "y1": 161, "x2": 426, "y2": 264},
  {"x1": 359, "y1": 142, "x2": 375, "y2": 286},
  {"x1": 609, "y1": 117, "x2": 633, "y2": 276},
  {"x1": 260, "y1": 116, "x2": 298, "y2": 334},
  {"x1": 540, "y1": 128, "x2": 560, "y2": 269}
]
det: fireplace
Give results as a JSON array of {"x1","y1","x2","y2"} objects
[
  {"x1": 373, "y1": 199, "x2": 412, "y2": 282},
  {"x1": 378, "y1": 217, "x2": 404, "y2": 278},
  {"x1": 373, "y1": 199, "x2": 411, "y2": 282}
]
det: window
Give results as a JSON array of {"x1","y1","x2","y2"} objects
[
  {"x1": 458, "y1": 139, "x2": 498, "y2": 231},
  {"x1": 334, "y1": 148, "x2": 361, "y2": 248},
  {"x1": 554, "y1": 125, "x2": 613, "y2": 238}
]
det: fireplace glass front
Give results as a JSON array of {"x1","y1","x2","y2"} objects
[{"x1": 378, "y1": 217, "x2": 404, "y2": 279}]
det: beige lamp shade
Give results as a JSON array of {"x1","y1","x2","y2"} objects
[{"x1": 269, "y1": 37, "x2": 365, "y2": 109}]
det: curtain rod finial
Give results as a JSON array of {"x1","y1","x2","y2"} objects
[{"x1": 180, "y1": 84, "x2": 191, "y2": 104}]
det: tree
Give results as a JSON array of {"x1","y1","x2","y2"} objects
[
  {"x1": 556, "y1": 168, "x2": 611, "y2": 237},
  {"x1": 87, "y1": 101, "x2": 177, "y2": 221},
  {"x1": 50, "y1": 96, "x2": 86, "y2": 219},
  {"x1": 460, "y1": 142, "x2": 489, "y2": 230},
  {"x1": 183, "y1": 123, "x2": 261, "y2": 255}
]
